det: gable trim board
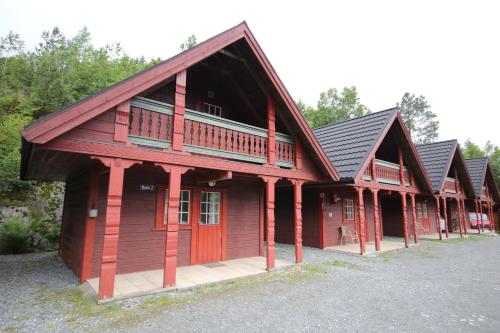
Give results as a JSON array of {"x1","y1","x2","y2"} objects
[{"x1": 21, "y1": 22, "x2": 338, "y2": 181}]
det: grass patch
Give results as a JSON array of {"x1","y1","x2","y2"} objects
[
  {"x1": 375, "y1": 249, "x2": 403, "y2": 262},
  {"x1": 321, "y1": 259, "x2": 364, "y2": 270},
  {"x1": 35, "y1": 264, "x2": 324, "y2": 330},
  {"x1": 2, "y1": 326, "x2": 18, "y2": 333}
]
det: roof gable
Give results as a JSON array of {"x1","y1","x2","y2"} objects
[
  {"x1": 416, "y1": 140, "x2": 457, "y2": 192},
  {"x1": 416, "y1": 140, "x2": 475, "y2": 196},
  {"x1": 313, "y1": 108, "x2": 396, "y2": 180},
  {"x1": 466, "y1": 157, "x2": 500, "y2": 201},
  {"x1": 313, "y1": 108, "x2": 433, "y2": 192},
  {"x1": 21, "y1": 22, "x2": 338, "y2": 180}
]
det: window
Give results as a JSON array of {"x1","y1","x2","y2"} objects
[
  {"x1": 343, "y1": 199, "x2": 354, "y2": 221},
  {"x1": 203, "y1": 102, "x2": 222, "y2": 117},
  {"x1": 200, "y1": 191, "x2": 220, "y2": 225},
  {"x1": 157, "y1": 188, "x2": 191, "y2": 228}
]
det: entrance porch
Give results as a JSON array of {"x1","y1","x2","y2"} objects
[
  {"x1": 84, "y1": 256, "x2": 293, "y2": 302},
  {"x1": 325, "y1": 237, "x2": 407, "y2": 255}
]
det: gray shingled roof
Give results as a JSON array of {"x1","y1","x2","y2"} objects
[
  {"x1": 415, "y1": 140, "x2": 457, "y2": 193},
  {"x1": 465, "y1": 157, "x2": 488, "y2": 198},
  {"x1": 312, "y1": 108, "x2": 397, "y2": 180}
]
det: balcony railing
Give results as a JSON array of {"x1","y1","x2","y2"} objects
[
  {"x1": 128, "y1": 97, "x2": 295, "y2": 168},
  {"x1": 363, "y1": 159, "x2": 411, "y2": 187},
  {"x1": 443, "y1": 177, "x2": 457, "y2": 193}
]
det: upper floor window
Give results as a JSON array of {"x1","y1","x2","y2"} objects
[
  {"x1": 343, "y1": 198, "x2": 354, "y2": 221},
  {"x1": 203, "y1": 102, "x2": 222, "y2": 117}
]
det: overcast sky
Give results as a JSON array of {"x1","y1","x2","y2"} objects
[{"x1": 1, "y1": 0, "x2": 499, "y2": 147}]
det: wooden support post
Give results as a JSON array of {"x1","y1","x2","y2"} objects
[
  {"x1": 267, "y1": 96, "x2": 276, "y2": 166},
  {"x1": 371, "y1": 189, "x2": 381, "y2": 251},
  {"x1": 456, "y1": 198, "x2": 463, "y2": 238},
  {"x1": 295, "y1": 138, "x2": 303, "y2": 170},
  {"x1": 479, "y1": 201, "x2": 485, "y2": 232},
  {"x1": 260, "y1": 176, "x2": 279, "y2": 270},
  {"x1": 398, "y1": 146, "x2": 405, "y2": 186},
  {"x1": 489, "y1": 202, "x2": 496, "y2": 232},
  {"x1": 156, "y1": 164, "x2": 192, "y2": 287},
  {"x1": 410, "y1": 194, "x2": 419, "y2": 244},
  {"x1": 114, "y1": 100, "x2": 131, "y2": 143},
  {"x1": 435, "y1": 196, "x2": 442, "y2": 240},
  {"x1": 291, "y1": 179, "x2": 304, "y2": 263},
  {"x1": 462, "y1": 199, "x2": 468, "y2": 235},
  {"x1": 475, "y1": 200, "x2": 481, "y2": 234},
  {"x1": 400, "y1": 192, "x2": 409, "y2": 248},
  {"x1": 441, "y1": 196, "x2": 449, "y2": 238},
  {"x1": 319, "y1": 193, "x2": 325, "y2": 249},
  {"x1": 172, "y1": 70, "x2": 187, "y2": 151},
  {"x1": 81, "y1": 174, "x2": 100, "y2": 282},
  {"x1": 356, "y1": 187, "x2": 366, "y2": 254},
  {"x1": 370, "y1": 157, "x2": 377, "y2": 181},
  {"x1": 93, "y1": 157, "x2": 140, "y2": 300}
]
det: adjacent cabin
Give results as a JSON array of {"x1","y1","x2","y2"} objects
[
  {"x1": 276, "y1": 108, "x2": 435, "y2": 255},
  {"x1": 416, "y1": 140, "x2": 475, "y2": 238},
  {"x1": 465, "y1": 157, "x2": 499, "y2": 231},
  {"x1": 20, "y1": 22, "x2": 339, "y2": 300}
]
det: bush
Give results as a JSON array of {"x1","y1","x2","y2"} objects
[
  {"x1": 29, "y1": 213, "x2": 61, "y2": 251},
  {"x1": 0, "y1": 214, "x2": 61, "y2": 254},
  {"x1": 0, "y1": 217, "x2": 31, "y2": 254}
]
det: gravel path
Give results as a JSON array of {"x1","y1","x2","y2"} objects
[{"x1": 1, "y1": 236, "x2": 500, "y2": 332}]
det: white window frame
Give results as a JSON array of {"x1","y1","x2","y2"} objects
[
  {"x1": 203, "y1": 102, "x2": 222, "y2": 117},
  {"x1": 344, "y1": 198, "x2": 354, "y2": 221},
  {"x1": 164, "y1": 189, "x2": 191, "y2": 225},
  {"x1": 200, "y1": 191, "x2": 220, "y2": 225}
]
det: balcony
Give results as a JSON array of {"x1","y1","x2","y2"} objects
[
  {"x1": 443, "y1": 177, "x2": 457, "y2": 194},
  {"x1": 363, "y1": 159, "x2": 411, "y2": 187},
  {"x1": 128, "y1": 97, "x2": 295, "y2": 168}
]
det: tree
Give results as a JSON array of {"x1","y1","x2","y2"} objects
[
  {"x1": 461, "y1": 139, "x2": 500, "y2": 189},
  {"x1": 180, "y1": 35, "x2": 197, "y2": 51},
  {"x1": 302, "y1": 86, "x2": 370, "y2": 128},
  {"x1": 0, "y1": 28, "x2": 159, "y2": 203},
  {"x1": 397, "y1": 93, "x2": 439, "y2": 144},
  {"x1": 461, "y1": 139, "x2": 486, "y2": 159}
]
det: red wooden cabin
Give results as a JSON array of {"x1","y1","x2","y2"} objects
[
  {"x1": 465, "y1": 157, "x2": 500, "y2": 232},
  {"x1": 416, "y1": 140, "x2": 476, "y2": 238},
  {"x1": 20, "y1": 22, "x2": 339, "y2": 300},
  {"x1": 275, "y1": 108, "x2": 437, "y2": 254}
]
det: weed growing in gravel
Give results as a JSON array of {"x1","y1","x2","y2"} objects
[
  {"x1": 2, "y1": 326, "x2": 18, "y2": 333},
  {"x1": 321, "y1": 259, "x2": 364, "y2": 270},
  {"x1": 33, "y1": 264, "x2": 325, "y2": 331}
]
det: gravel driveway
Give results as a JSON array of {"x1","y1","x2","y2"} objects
[{"x1": 1, "y1": 236, "x2": 500, "y2": 332}]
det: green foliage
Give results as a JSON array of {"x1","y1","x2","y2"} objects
[
  {"x1": 397, "y1": 92, "x2": 439, "y2": 144},
  {"x1": 301, "y1": 86, "x2": 370, "y2": 128},
  {"x1": 0, "y1": 217, "x2": 31, "y2": 254},
  {"x1": 0, "y1": 214, "x2": 61, "y2": 254},
  {"x1": 180, "y1": 35, "x2": 197, "y2": 51},
  {"x1": 28, "y1": 213, "x2": 61, "y2": 251},
  {"x1": 461, "y1": 139, "x2": 500, "y2": 187},
  {"x1": 462, "y1": 139, "x2": 486, "y2": 159},
  {"x1": 0, "y1": 27, "x2": 159, "y2": 203}
]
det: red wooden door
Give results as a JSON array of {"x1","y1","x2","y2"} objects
[{"x1": 197, "y1": 190, "x2": 222, "y2": 264}]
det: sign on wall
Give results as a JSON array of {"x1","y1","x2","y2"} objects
[{"x1": 140, "y1": 184, "x2": 155, "y2": 191}]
